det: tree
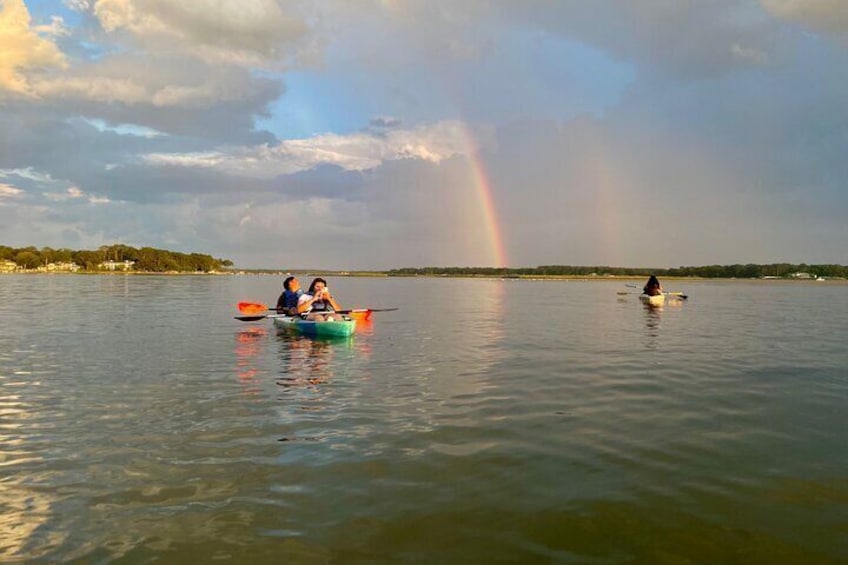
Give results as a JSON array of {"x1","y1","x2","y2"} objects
[{"x1": 15, "y1": 250, "x2": 41, "y2": 269}]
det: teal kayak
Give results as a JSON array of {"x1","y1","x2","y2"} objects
[{"x1": 272, "y1": 315, "x2": 356, "y2": 337}]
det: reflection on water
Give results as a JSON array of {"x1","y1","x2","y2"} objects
[
  {"x1": 275, "y1": 334, "x2": 344, "y2": 387},
  {"x1": 641, "y1": 295, "x2": 689, "y2": 347},
  {"x1": 2, "y1": 275, "x2": 847, "y2": 562},
  {"x1": 270, "y1": 330, "x2": 364, "y2": 443},
  {"x1": 234, "y1": 327, "x2": 268, "y2": 392},
  {"x1": 0, "y1": 393, "x2": 62, "y2": 559},
  {"x1": 352, "y1": 315, "x2": 374, "y2": 336},
  {"x1": 642, "y1": 302, "x2": 662, "y2": 348}
]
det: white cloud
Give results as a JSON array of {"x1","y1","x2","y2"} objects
[
  {"x1": 0, "y1": 0, "x2": 67, "y2": 95},
  {"x1": 143, "y1": 120, "x2": 492, "y2": 177},
  {"x1": 0, "y1": 183, "x2": 24, "y2": 198},
  {"x1": 64, "y1": 0, "x2": 93, "y2": 11},
  {"x1": 80, "y1": 118, "x2": 165, "y2": 137},
  {"x1": 67, "y1": 186, "x2": 84, "y2": 198},
  {"x1": 0, "y1": 167, "x2": 56, "y2": 183},
  {"x1": 34, "y1": 15, "x2": 70, "y2": 37},
  {"x1": 731, "y1": 43, "x2": 769, "y2": 65},
  {"x1": 0, "y1": 168, "x2": 110, "y2": 205},
  {"x1": 44, "y1": 186, "x2": 111, "y2": 204}
]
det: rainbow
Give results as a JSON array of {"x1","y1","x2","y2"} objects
[{"x1": 460, "y1": 125, "x2": 508, "y2": 268}]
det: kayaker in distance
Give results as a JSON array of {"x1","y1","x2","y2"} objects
[
  {"x1": 298, "y1": 277, "x2": 342, "y2": 320},
  {"x1": 643, "y1": 275, "x2": 663, "y2": 296},
  {"x1": 276, "y1": 276, "x2": 303, "y2": 315}
]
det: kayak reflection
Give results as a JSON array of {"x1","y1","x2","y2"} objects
[{"x1": 274, "y1": 332, "x2": 353, "y2": 388}]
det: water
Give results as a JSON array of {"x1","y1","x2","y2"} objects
[{"x1": 1, "y1": 274, "x2": 846, "y2": 563}]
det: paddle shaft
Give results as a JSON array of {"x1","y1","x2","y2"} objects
[
  {"x1": 238, "y1": 301, "x2": 396, "y2": 313},
  {"x1": 234, "y1": 307, "x2": 398, "y2": 322},
  {"x1": 617, "y1": 291, "x2": 688, "y2": 299}
]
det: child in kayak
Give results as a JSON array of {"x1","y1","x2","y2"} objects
[
  {"x1": 298, "y1": 277, "x2": 342, "y2": 320},
  {"x1": 276, "y1": 276, "x2": 303, "y2": 315}
]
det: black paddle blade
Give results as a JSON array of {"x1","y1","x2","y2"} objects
[{"x1": 234, "y1": 315, "x2": 267, "y2": 321}]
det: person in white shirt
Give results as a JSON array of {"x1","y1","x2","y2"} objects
[{"x1": 297, "y1": 277, "x2": 342, "y2": 320}]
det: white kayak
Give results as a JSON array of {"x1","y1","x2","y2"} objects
[{"x1": 639, "y1": 293, "x2": 666, "y2": 307}]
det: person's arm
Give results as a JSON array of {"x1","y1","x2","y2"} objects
[
  {"x1": 325, "y1": 291, "x2": 341, "y2": 311},
  {"x1": 297, "y1": 293, "x2": 319, "y2": 314}
]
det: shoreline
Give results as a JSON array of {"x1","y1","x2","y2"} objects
[{"x1": 2, "y1": 271, "x2": 845, "y2": 283}]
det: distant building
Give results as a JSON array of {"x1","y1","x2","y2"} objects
[
  {"x1": 0, "y1": 260, "x2": 17, "y2": 272},
  {"x1": 36, "y1": 262, "x2": 80, "y2": 272},
  {"x1": 99, "y1": 260, "x2": 136, "y2": 271},
  {"x1": 789, "y1": 272, "x2": 814, "y2": 279}
]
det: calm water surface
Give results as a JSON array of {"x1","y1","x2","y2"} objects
[{"x1": 1, "y1": 275, "x2": 846, "y2": 563}]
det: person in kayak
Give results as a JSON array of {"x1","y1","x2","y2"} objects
[
  {"x1": 298, "y1": 277, "x2": 342, "y2": 320},
  {"x1": 643, "y1": 275, "x2": 664, "y2": 296},
  {"x1": 276, "y1": 276, "x2": 303, "y2": 315}
]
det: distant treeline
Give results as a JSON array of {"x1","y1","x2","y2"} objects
[
  {"x1": 1, "y1": 244, "x2": 232, "y2": 272},
  {"x1": 388, "y1": 263, "x2": 848, "y2": 279}
]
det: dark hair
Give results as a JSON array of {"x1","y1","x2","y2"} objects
[
  {"x1": 283, "y1": 276, "x2": 296, "y2": 291},
  {"x1": 307, "y1": 277, "x2": 327, "y2": 294}
]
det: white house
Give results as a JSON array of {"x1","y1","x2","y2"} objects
[{"x1": 99, "y1": 260, "x2": 136, "y2": 271}]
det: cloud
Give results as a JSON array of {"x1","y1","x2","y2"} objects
[
  {"x1": 760, "y1": 0, "x2": 848, "y2": 37},
  {"x1": 3, "y1": 1, "x2": 288, "y2": 142},
  {"x1": 0, "y1": 0, "x2": 67, "y2": 95},
  {"x1": 0, "y1": 182, "x2": 24, "y2": 199},
  {"x1": 476, "y1": 1, "x2": 781, "y2": 78},
  {"x1": 143, "y1": 120, "x2": 493, "y2": 178},
  {"x1": 44, "y1": 185, "x2": 110, "y2": 203},
  {"x1": 0, "y1": 166, "x2": 57, "y2": 183},
  {"x1": 368, "y1": 116, "x2": 402, "y2": 130},
  {"x1": 0, "y1": 163, "x2": 113, "y2": 206},
  {"x1": 5, "y1": 57, "x2": 282, "y2": 142},
  {"x1": 82, "y1": 118, "x2": 165, "y2": 138},
  {"x1": 90, "y1": 0, "x2": 308, "y2": 67},
  {"x1": 34, "y1": 15, "x2": 70, "y2": 37},
  {"x1": 30, "y1": 54, "x2": 280, "y2": 108}
]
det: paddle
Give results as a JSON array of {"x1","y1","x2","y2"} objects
[
  {"x1": 238, "y1": 301, "x2": 279, "y2": 314},
  {"x1": 237, "y1": 301, "x2": 398, "y2": 315},
  {"x1": 617, "y1": 291, "x2": 688, "y2": 299},
  {"x1": 234, "y1": 302, "x2": 398, "y2": 322},
  {"x1": 234, "y1": 314, "x2": 274, "y2": 322},
  {"x1": 622, "y1": 284, "x2": 687, "y2": 299}
]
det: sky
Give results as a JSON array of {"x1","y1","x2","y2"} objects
[{"x1": 1, "y1": 0, "x2": 847, "y2": 270}]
